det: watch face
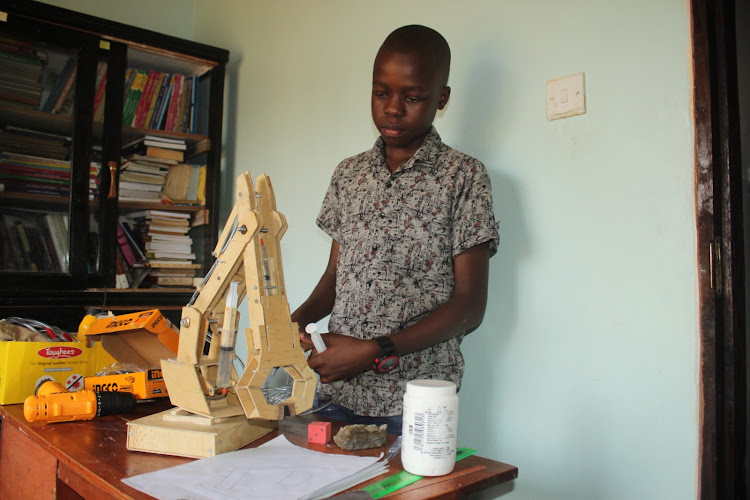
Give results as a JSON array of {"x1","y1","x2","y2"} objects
[{"x1": 376, "y1": 355, "x2": 399, "y2": 373}]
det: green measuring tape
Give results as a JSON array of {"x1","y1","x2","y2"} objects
[{"x1": 361, "y1": 447, "x2": 478, "y2": 499}]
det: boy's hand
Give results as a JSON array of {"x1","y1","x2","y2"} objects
[{"x1": 299, "y1": 332, "x2": 379, "y2": 383}]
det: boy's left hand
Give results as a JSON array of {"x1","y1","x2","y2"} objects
[{"x1": 299, "y1": 332, "x2": 378, "y2": 383}]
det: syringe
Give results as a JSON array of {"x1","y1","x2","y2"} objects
[
  {"x1": 216, "y1": 280, "x2": 240, "y2": 389},
  {"x1": 306, "y1": 322, "x2": 326, "y2": 352}
]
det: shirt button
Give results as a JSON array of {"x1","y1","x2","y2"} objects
[
  {"x1": 385, "y1": 181, "x2": 392, "y2": 188},
  {"x1": 379, "y1": 213, "x2": 385, "y2": 219}
]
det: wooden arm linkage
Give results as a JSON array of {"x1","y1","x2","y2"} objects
[{"x1": 160, "y1": 172, "x2": 316, "y2": 420}]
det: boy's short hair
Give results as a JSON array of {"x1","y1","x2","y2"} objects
[{"x1": 379, "y1": 25, "x2": 451, "y2": 87}]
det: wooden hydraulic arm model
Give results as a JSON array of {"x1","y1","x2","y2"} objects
[{"x1": 128, "y1": 172, "x2": 317, "y2": 458}]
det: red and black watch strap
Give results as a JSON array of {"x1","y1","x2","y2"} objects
[{"x1": 372, "y1": 336, "x2": 399, "y2": 373}]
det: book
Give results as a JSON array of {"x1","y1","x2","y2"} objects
[
  {"x1": 145, "y1": 251, "x2": 196, "y2": 260},
  {"x1": 114, "y1": 248, "x2": 131, "y2": 288},
  {"x1": 189, "y1": 75, "x2": 199, "y2": 133},
  {"x1": 118, "y1": 217, "x2": 147, "y2": 262},
  {"x1": 151, "y1": 74, "x2": 173, "y2": 130},
  {"x1": 119, "y1": 180, "x2": 163, "y2": 192},
  {"x1": 2, "y1": 215, "x2": 30, "y2": 270},
  {"x1": 162, "y1": 164, "x2": 204, "y2": 205},
  {"x1": 122, "y1": 69, "x2": 146, "y2": 126},
  {"x1": 51, "y1": 62, "x2": 77, "y2": 114},
  {"x1": 143, "y1": 72, "x2": 166, "y2": 129},
  {"x1": 176, "y1": 75, "x2": 190, "y2": 133},
  {"x1": 116, "y1": 221, "x2": 138, "y2": 266},
  {"x1": 143, "y1": 138, "x2": 186, "y2": 151},
  {"x1": 146, "y1": 260, "x2": 201, "y2": 269},
  {"x1": 125, "y1": 209, "x2": 190, "y2": 220},
  {"x1": 150, "y1": 275, "x2": 194, "y2": 286},
  {"x1": 41, "y1": 57, "x2": 74, "y2": 113},
  {"x1": 145, "y1": 146, "x2": 184, "y2": 162},
  {"x1": 120, "y1": 170, "x2": 165, "y2": 185},
  {"x1": 147, "y1": 233, "x2": 192, "y2": 244},
  {"x1": 92, "y1": 62, "x2": 108, "y2": 122},
  {"x1": 132, "y1": 70, "x2": 158, "y2": 128},
  {"x1": 0, "y1": 214, "x2": 18, "y2": 271},
  {"x1": 12, "y1": 218, "x2": 38, "y2": 271},
  {"x1": 123, "y1": 154, "x2": 178, "y2": 167},
  {"x1": 45, "y1": 213, "x2": 69, "y2": 271},
  {"x1": 164, "y1": 74, "x2": 183, "y2": 132},
  {"x1": 144, "y1": 241, "x2": 191, "y2": 253},
  {"x1": 34, "y1": 216, "x2": 61, "y2": 272}
]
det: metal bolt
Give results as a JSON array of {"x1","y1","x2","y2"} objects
[
  {"x1": 238, "y1": 225, "x2": 247, "y2": 234},
  {"x1": 181, "y1": 318, "x2": 190, "y2": 327}
]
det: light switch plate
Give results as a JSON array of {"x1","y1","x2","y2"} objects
[{"x1": 546, "y1": 72, "x2": 585, "y2": 121}]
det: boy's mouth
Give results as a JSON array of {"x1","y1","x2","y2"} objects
[{"x1": 380, "y1": 127, "x2": 404, "y2": 137}]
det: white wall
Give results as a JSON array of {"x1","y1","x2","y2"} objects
[
  {"x1": 193, "y1": 2, "x2": 699, "y2": 499},
  {"x1": 46, "y1": 1, "x2": 700, "y2": 498},
  {"x1": 38, "y1": 0, "x2": 196, "y2": 40}
]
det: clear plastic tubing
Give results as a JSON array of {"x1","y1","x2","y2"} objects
[{"x1": 401, "y1": 379, "x2": 459, "y2": 476}]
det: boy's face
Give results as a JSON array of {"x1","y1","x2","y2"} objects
[{"x1": 371, "y1": 48, "x2": 450, "y2": 157}]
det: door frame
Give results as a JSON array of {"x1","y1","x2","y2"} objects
[{"x1": 691, "y1": 0, "x2": 747, "y2": 498}]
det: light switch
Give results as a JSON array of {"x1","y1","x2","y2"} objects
[{"x1": 546, "y1": 72, "x2": 585, "y2": 121}]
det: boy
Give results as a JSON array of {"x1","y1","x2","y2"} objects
[{"x1": 292, "y1": 25, "x2": 499, "y2": 435}]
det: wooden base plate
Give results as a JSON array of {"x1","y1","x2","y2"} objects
[{"x1": 127, "y1": 408, "x2": 278, "y2": 458}]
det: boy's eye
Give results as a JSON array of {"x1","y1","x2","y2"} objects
[
  {"x1": 405, "y1": 96, "x2": 424, "y2": 103},
  {"x1": 373, "y1": 90, "x2": 387, "y2": 97}
]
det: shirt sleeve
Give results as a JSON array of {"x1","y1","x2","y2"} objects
[
  {"x1": 315, "y1": 165, "x2": 342, "y2": 242},
  {"x1": 451, "y1": 159, "x2": 500, "y2": 258}
]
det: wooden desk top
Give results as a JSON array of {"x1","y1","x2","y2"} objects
[{"x1": 0, "y1": 400, "x2": 517, "y2": 499}]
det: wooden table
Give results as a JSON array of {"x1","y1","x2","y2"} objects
[{"x1": 0, "y1": 399, "x2": 517, "y2": 499}]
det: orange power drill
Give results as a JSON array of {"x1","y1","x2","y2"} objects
[{"x1": 24, "y1": 381, "x2": 137, "y2": 424}]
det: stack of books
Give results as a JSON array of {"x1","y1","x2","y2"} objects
[
  {"x1": 121, "y1": 68, "x2": 199, "y2": 134},
  {"x1": 0, "y1": 151, "x2": 70, "y2": 199},
  {"x1": 120, "y1": 136, "x2": 186, "y2": 203},
  {"x1": 123, "y1": 209, "x2": 201, "y2": 288},
  {"x1": 0, "y1": 36, "x2": 47, "y2": 110},
  {"x1": 0, "y1": 125, "x2": 70, "y2": 161},
  {"x1": 123, "y1": 135, "x2": 186, "y2": 162}
]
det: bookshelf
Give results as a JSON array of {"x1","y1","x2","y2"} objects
[{"x1": 0, "y1": 1, "x2": 229, "y2": 329}]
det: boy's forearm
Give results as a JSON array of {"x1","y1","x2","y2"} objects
[{"x1": 291, "y1": 285, "x2": 335, "y2": 325}]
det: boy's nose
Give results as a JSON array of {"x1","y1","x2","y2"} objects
[{"x1": 384, "y1": 96, "x2": 405, "y2": 117}]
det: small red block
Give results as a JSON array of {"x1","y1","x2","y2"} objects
[{"x1": 308, "y1": 421, "x2": 332, "y2": 444}]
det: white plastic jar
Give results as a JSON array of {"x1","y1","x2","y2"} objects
[{"x1": 401, "y1": 379, "x2": 458, "y2": 476}]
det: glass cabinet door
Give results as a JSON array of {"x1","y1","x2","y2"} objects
[{"x1": 0, "y1": 13, "x2": 98, "y2": 288}]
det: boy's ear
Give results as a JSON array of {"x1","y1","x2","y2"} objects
[{"x1": 438, "y1": 86, "x2": 451, "y2": 110}]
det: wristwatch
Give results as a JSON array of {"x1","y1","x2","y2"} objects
[{"x1": 372, "y1": 336, "x2": 399, "y2": 373}]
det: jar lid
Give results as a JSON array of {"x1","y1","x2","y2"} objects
[{"x1": 405, "y1": 379, "x2": 456, "y2": 398}]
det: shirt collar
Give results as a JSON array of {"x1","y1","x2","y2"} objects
[{"x1": 370, "y1": 126, "x2": 442, "y2": 173}]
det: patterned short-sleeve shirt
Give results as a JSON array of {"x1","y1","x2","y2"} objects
[{"x1": 316, "y1": 127, "x2": 499, "y2": 416}]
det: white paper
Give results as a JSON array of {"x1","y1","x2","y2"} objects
[{"x1": 122, "y1": 435, "x2": 384, "y2": 500}]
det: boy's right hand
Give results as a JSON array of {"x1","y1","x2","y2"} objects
[{"x1": 301, "y1": 333, "x2": 380, "y2": 383}]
